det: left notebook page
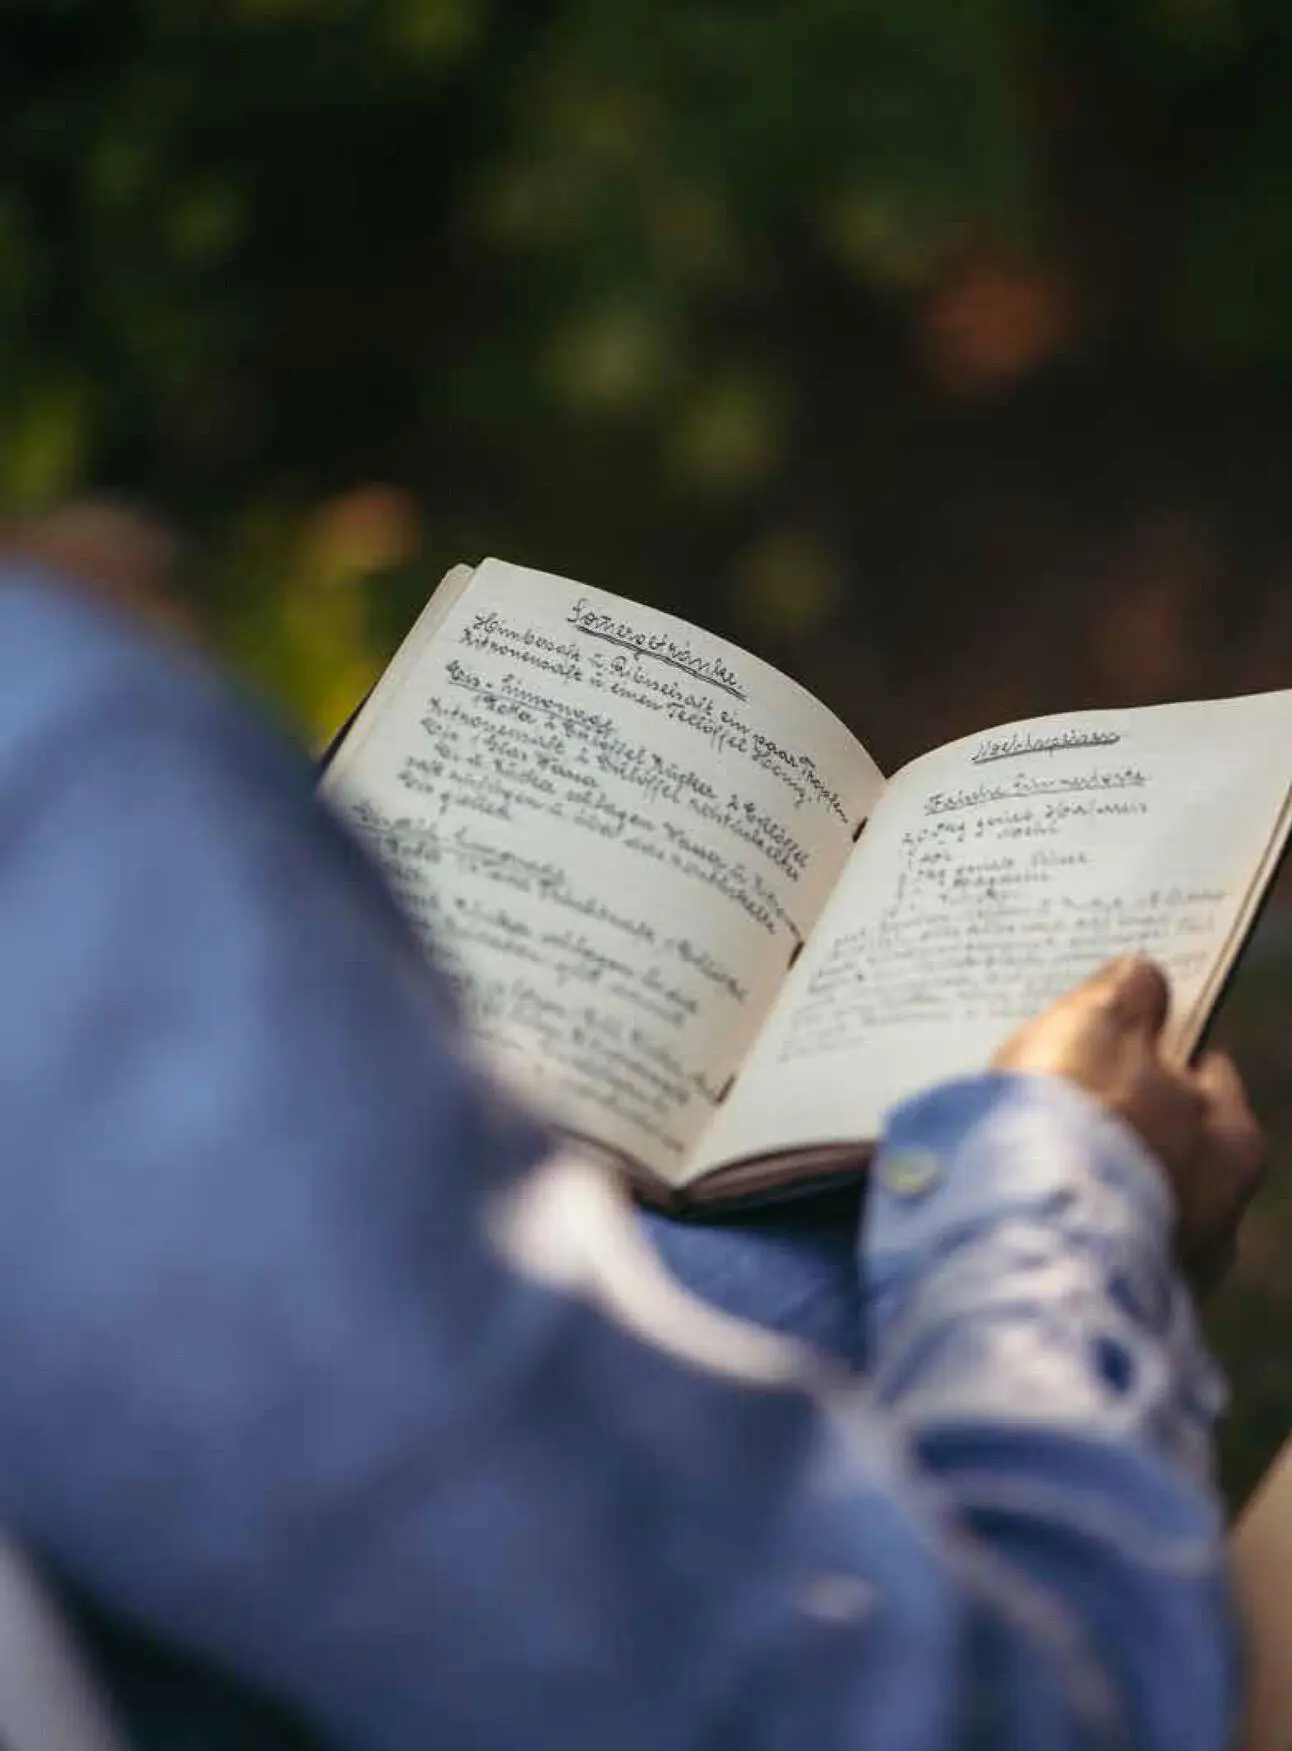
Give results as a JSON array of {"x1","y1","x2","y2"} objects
[{"x1": 322, "y1": 558, "x2": 883, "y2": 1185}]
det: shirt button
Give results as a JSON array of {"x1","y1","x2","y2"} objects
[{"x1": 880, "y1": 1147, "x2": 942, "y2": 1199}]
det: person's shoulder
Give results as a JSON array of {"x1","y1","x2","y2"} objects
[
  {"x1": 0, "y1": 559, "x2": 429, "y2": 975},
  {"x1": 0, "y1": 562, "x2": 306, "y2": 793},
  {"x1": 0, "y1": 562, "x2": 174, "y2": 724}
]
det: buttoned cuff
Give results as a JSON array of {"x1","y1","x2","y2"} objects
[
  {"x1": 864, "y1": 1072, "x2": 1175, "y2": 1282},
  {"x1": 859, "y1": 1072, "x2": 1225, "y2": 1484}
]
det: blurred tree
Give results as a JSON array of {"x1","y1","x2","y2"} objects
[{"x1": 2, "y1": 0, "x2": 1292, "y2": 742}]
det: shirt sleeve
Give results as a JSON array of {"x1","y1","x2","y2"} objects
[
  {"x1": 0, "y1": 567, "x2": 1239, "y2": 1751},
  {"x1": 861, "y1": 1072, "x2": 1237, "y2": 1750}
]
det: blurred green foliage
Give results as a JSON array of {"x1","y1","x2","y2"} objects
[
  {"x1": 8, "y1": 0, "x2": 1292, "y2": 1499},
  {"x1": 6, "y1": 0, "x2": 1292, "y2": 736}
]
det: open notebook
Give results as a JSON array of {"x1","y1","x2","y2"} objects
[{"x1": 321, "y1": 557, "x2": 1292, "y2": 1211}]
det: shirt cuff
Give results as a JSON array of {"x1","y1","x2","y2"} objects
[
  {"x1": 859, "y1": 1072, "x2": 1226, "y2": 1484},
  {"x1": 864, "y1": 1071, "x2": 1175, "y2": 1284}
]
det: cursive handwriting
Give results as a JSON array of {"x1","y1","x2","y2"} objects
[
  {"x1": 328, "y1": 569, "x2": 876, "y2": 1175},
  {"x1": 460, "y1": 614, "x2": 849, "y2": 822},
  {"x1": 421, "y1": 671, "x2": 814, "y2": 882},
  {"x1": 566, "y1": 596, "x2": 747, "y2": 699},
  {"x1": 775, "y1": 738, "x2": 1230, "y2": 1065},
  {"x1": 970, "y1": 727, "x2": 1122, "y2": 765},
  {"x1": 779, "y1": 882, "x2": 1223, "y2": 1062},
  {"x1": 925, "y1": 766, "x2": 1147, "y2": 815}
]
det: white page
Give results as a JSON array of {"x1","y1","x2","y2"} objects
[
  {"x1": 323, "y1": 559, "x2": 883, "y2": 1181},
  {"x1": 697, "y1": 691, "x2": 1292, "y2": 1169}
]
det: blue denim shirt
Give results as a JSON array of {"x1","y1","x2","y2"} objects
[{"x1": 0, "y1": 566, "x2": 1238, "y2": 1750}]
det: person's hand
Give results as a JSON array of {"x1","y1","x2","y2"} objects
[{"x1": 993, "y1": 956, "x2": 1267, "y2": 1289}]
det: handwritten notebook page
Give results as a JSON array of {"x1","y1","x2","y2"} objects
[
  {"x1": 693, "y1": 692, "x2": 1292, "y2": 1175},
  {"x1": 323, "y1": 559, "x2": 883, "y2": 1182}
]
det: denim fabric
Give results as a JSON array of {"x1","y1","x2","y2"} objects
[
  {"x1": 0, "y1": 565, "x2": 1238, "y2": 1751},
  {"x1": 640, "y1": 1183, "x2": 867, "y2": 1370}
]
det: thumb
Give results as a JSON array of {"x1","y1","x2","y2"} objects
[{"x1": 1085, "y1": 956, "x2": 1171, "y2": 1039}]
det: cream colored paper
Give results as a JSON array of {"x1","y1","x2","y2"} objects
[
  {"x1": 698, "y1": 692, "x2": 1292, "y2": 1171},
  {"x1": 323, "y1": 558, "x2": 883, "y2": 1181}
]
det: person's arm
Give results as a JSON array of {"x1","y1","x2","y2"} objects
[
  {"x1": 0, "y1": 560, "x2": 1255, "y2": 1751},
  {"x1": 863, "y1": 1066, "x2": 1237, "y2": 1751},
  {"x1": 645, "y1": 963, "x2": 1253, "y2": 1751}
]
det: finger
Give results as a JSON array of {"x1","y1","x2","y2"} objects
[
  {"x1": 1193, "y1": 1050, "x2": 1268, "y2": 1191},
  {"x1": 993, "y1": 958, "x2": 1171, "y2": 1084},
  {"x1": 1085, "y1": 956, "x2": 1171, "y2": 1038},
  {"x1": 1126, "y1": 1058, "x2": 1206, "y2": 1170},
  {"x1": 1175, "y1": 1053, "x2": 1267, "y2": 1279}
]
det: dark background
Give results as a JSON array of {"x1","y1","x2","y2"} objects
[{"x1": 7, "y1": 0, "x2": 1292, "y2": 1502}]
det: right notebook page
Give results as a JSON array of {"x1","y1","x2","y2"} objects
[{"x1": 692, "y1": 692, "x2": 1292, "y2": 1176}]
